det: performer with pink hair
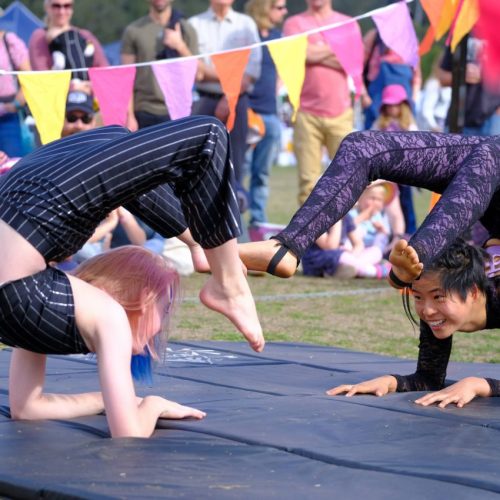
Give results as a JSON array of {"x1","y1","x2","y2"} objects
[{"x1": 0, "y1": 115, "x2": 264, "y2": 438}]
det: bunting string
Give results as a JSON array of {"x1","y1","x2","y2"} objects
[{"x1": 1, "y1": 0, "x2": 478, "y2": 143}]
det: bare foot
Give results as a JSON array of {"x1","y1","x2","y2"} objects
[
  {"x1": 239, "y1": 240, "x2": 298, "y2": 278},
  {"x1": 388, "y1": 239, "x2": 423, "y2": 287},
  {"x1": 199, "y1": 274, "x2": 265, "y2": 352}
]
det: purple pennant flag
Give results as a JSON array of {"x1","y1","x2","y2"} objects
[
  {"x1": 321, "y1": 20, "x2": 364, "y2": 95},
  {"x1": 152, "y1": 58, "x2": 198, "y2": 120},
  {"x1": 372, "y1": 1, "x2": 419, "y2": 68}
]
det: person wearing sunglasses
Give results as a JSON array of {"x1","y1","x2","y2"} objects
[
  {"x1": 28, "y1": 0, "x2": 108, "y2": 80},
  {"x1": 62, "y1": 90, "x2": 96, "y2": 137}
]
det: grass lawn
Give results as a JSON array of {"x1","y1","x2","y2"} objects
[{"x1": 172, "y1": 165, "x2": 500, "y2": 364}]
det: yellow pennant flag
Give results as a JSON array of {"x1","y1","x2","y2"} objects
[
  {"x1": 18, "y1": 71, "x2": 71, "y2": 145},
  {"x1": 268, "y1": 35, "x2": 307, "y2": 122},
  {"x1": 451, "y1": 0, "x2": 479, "y2": 51},
  {"x1": 436, "y1": 0, "x2": 459, "y2": 40}
]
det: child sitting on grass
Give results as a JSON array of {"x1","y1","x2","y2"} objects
[{"x1": 302, "y1": 183, "x2": 397, "y2": 279}]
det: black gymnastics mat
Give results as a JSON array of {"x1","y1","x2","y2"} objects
[{"x1": 1, "y1": 342, "x2": 500, "y2": 499}]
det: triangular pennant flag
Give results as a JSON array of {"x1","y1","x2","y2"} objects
[
  {"x1": 268, "y1": 35, "x2": 307, "y2": 121},
  {"x1": 321, "y1": 21, "x2": 364, "y2": 96},
  {"x1": 152, "y1": 58, "x2": 198, "y2": 120},
  {"x1": 436, "y1": 0, "x2": 459, "y2": 40},
  {"x1": 419, "y1": 25, "x2": 436, "y2": 56},
  {"x1": 420, "y1": 0, "x2": 446, "y2": 37},
  {"x1": 451, "y1": 0, "x2": 479, "y2": 51},
  {"x1": 18, "y1": 71, "x2": 71, "y2": 145},
  {"x1": 429, "y1": 192, "x2": 441, "y2": 210},
  {"x1": 211, "y1": 49, "x2": 250, "y2": 132},
  {"x1": 88, "y1": 66, "x2": 136, "y2": 126},
  {"x1": 373, "y1": 1, "x2": 419, "y2": 68}
]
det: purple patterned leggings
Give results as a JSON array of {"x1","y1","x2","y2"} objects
[{"x1": 275, "y1": 131, "x2": 500, "y2": 266}]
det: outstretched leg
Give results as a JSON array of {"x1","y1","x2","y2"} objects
[{"x1": 240, "y1": 131, "x2": 495, "y2": 277}]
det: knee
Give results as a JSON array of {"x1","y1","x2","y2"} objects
[
  {"x1": 338, "y1": 130, "x2": 377, "y2": 152},
  {"x1": 202, "y1": 116, "x2": 229, "y2": 148}
]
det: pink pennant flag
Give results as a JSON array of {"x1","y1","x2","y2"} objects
[
  {"x1": 372, "y1": 1, "x2": 419, "y2": 68},
  {"x1": 152, "y1": 59, "x2": 198, "y2": 120},
  {"x1": 321, "y1": 20, "x2": 364, "y2": 96},
  {"x1": 88, "y1": 66, "x2": 136, "y2": 126}
]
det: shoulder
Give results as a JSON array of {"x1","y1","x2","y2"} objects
[
  {"x1": 188, "y1": 10, "x2": 211, "y2": 26},
  {"x1": 283, "y1": 13, "x2": 305, "y2": 33},
  {"x1": 75, "y1": 28, "x2": 102, "y2": 44},
  {"x1": 180, "y1": 18, "x2": 196, "y2": 36},
  {"x1": 124, "y1": 16, "x2": 151, "y2": 31},
  {"x1": 29, "y1": 28, "x2": 47, "y2": 45}
]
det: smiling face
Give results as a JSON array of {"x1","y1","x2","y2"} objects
[{"x1": 411, "y1": 272, "x2": 486, "y2": 339}]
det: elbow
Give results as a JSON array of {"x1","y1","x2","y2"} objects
[{"x1": 9, "y1": 401, "x2": 38, "y2": 421}]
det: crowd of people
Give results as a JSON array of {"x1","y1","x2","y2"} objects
[{"x1": 0, "y1": 0, "x2": 499, "y2": 438}]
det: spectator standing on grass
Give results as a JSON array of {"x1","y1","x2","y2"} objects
[
  {"x1": 244, "y1": 0, "x2": 287, "y2": 227},
  {"x1": 29, "y1": 0, "x2": 108, "y2": 82},
  {"x1": 121, "y1": 0, "x2": 199, "y2": 131},
  {"x1": 283, "y1": 0, "x2": 354, "y2": 205},
  {"x1": 189, "y1": 0, "x2": 262, "y2": 187}
]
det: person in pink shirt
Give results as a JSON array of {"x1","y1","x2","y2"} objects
[
  {"x1": 283, "y1": 0, "x2": 354, "y2": 205},
  {"x1": 29, "y1": 0, "x2": 108, "y2": 82}
]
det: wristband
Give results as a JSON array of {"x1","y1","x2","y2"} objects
[
  {"x1": 13, "y1": 99, "x2": 22, "y2": 111},
  {"x1": 388, "y1": 268, "x2": 412, "y2": 289}
]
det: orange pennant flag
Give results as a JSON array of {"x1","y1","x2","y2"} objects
[
  {"x1": 451, "y1": 0, "x2": 479, "y2": 51},
  {"x1": 420, "y1": 0, "x2": 446, "y2": 34},
  {"x1": 429, "y1": 192, "x2": 441, "y2": 210},
  {"x1": 211, "y1": 48, "x2": 251, "y2": 132},
  {"x1": 436, "y1": 0, "x2": 459, "y2": 40},
  {"x1": 419, "y1": 25, "x2": 435, "y2": 56}
]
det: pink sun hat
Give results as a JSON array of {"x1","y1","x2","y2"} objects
[{"x1": 381, "y1": 84, "x2": 408, "y2": 106}]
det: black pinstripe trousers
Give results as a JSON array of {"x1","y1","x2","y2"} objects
[
  {"x1": 0, "y1": 116, "x2": 241, "y2": 354},
  {"x1": 0, "y1": 115, "x2": 242, "y2": 263}
]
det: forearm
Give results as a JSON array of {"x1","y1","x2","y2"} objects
[
  {"x1": 306, "y1": 44, "x2": 334, "y2": 64},
  {"x1": 199, "y1": 61, "x2": 219, "y2": 82},
  {"x1": 11, "y1": 391, "x2": 105, "y2": 420}
]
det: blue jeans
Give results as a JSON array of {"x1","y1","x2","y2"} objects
[
  {"x1": 246, "y1": 113, "x2": 281, "y2": 224},
  {"x1": 462, "y1": 112, "x2": 500, "y2": 136}
]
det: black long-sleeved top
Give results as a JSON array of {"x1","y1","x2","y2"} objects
[{"x1": 393, "y1": 281, "x2": 500, "y2": 396}]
